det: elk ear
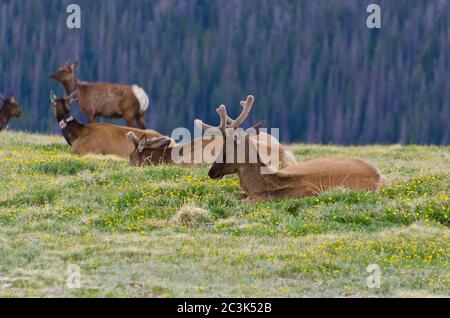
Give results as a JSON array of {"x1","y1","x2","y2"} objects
[
  {"x1": 252, "y1": 121, "x2": 265, "y2": 133},
  {"x1": 152, "y1": 137, "x2": 173, "y2": 149},
  {"x1": 137, "y1": 135, "x2": 149, "y2": 153},
  {"x1": 70, "y1": 61, "x2": 79, "y2": 71},
  {"x1": 126, "y1": 131, "x2": 139, "y2": 148},
  {"x1": 0, "y1": 95, "x2": 4, "y2": 102}
]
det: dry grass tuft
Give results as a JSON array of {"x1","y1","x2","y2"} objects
[{"x1": 171, "y1": 205, "x2": 212, "y2": 228}]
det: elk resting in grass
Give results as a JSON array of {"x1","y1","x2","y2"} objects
[
  {"x1": 203, "y1": 95, "x2": 383, "y2": 203},
  {"x1": 0, "y1": 95, "x2": 22, "y2": 132},
  {"x1": 49, "y1": 91, "x2": 163, "y2": 158},
  {"x1": 51, "y1": 61, "x2": 149, "y2": 129},
  {"x1": 127, "y1": 129, "x2": 296, "y2": 169},
  {"x1": 126, "y1": 96, "x2": 297, "y2": 168},
  {"x1": 127, "y1": 132, "x2": 224, "y2": 167}
]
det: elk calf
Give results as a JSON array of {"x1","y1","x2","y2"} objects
[
  {"x1": 51, "y1": 61, "x2": 149, "y2": 129},
  {"x1": 0, "y1": 95, "x2": 22, "y2": 132},
  {"x1": 50, "y1": 91, "x2": 163, "y2": 158},
  {"x1": 202, "y1": 95, "x2": 382, "y2": 203}
]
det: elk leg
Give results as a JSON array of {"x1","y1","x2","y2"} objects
[
  {"x1": 86, "y1": 112, "x2": 96, "y2": 124},
  {"x1": 136, "y1": 114, "x2": 146, "y2": 129},
  {"x1": 124, "y1": 118, "x2": 134, "y2": 127}
]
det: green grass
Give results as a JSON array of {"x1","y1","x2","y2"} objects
[{"x1": 0, "y1": 130, "x2": 448, "y2": 297}]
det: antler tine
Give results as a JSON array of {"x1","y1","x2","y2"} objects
[
  {"x1": 216, "y1": 105, "x2": 228, "y2": 133},
  {"x1": 195, "y1": 104, "x2": 228, "y2": 133},
  {"x1": 228, "y1": 95, "x2": 254, "y2": 128},
  {"x1": 126, "y1": 131, "x2": 138, "y2": 141},
  {"x1": 195, "y1": 119, "x2": 216, "y2": 132}
]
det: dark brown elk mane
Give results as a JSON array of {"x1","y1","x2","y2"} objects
[{"x1": 51, "y1": 61, "x2": 149, "y2": 129}]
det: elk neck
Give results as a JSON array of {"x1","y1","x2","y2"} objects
[
  {"x1": 158, "y1": 145, "x2": 174, "y2": 164},
  {"x1": 237, "y1": 163, "x2": 287, "y2": 195},
  {"x1": 61, "y1": 75, "x2": 79, "y2": 95},
  {"x1": 0, "y1": 103, "x2": 11, "y2": 118},
  {"x1": 58, "y1": 115, "x2": 86, "y2": 145},
  {"x1": 0, "y1": 103, "x2": 12, "y2": 129},
  {"x1": 144, "y1": 145, "x2": 173, "y2": 165}
]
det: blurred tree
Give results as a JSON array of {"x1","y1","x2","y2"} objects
[{"x1": 0, "y1": 0, "x2": 448, "y2": 145}]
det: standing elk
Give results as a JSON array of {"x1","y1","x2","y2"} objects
[
  {"x1": 51, "y1": 61, "x2": 149, "y2": 129},
  {"x1": 126, "y1": 96, "x2": 297, "y2": 168},
  {"x1": 201, "y1": 95, "x2": 383, "y2": 203},
  {"x1": 0, "y1": 95, "x2": 22, "y2": 132},
  {"x1": 49, "y1": 91, "x2": 166, "y2": 158}
]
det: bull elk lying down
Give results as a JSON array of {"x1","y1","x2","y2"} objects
[
  {"x1": 0, "y1": 95, "x2": 22, "y2": 132},
  {"x1": 49, "y1": 91, "x2": 167, "y2": 158},
  {"x1": 51, "y1": 61, "x2": 149, "y2": 129},
  {"x1": 126, "y1": 96, "x2": 297, "y2": 168},
  {"x1": 201, "y1": 95, "x2": 383, "y2": 203}
]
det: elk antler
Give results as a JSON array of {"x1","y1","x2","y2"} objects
[
  {"x1": 126, "y1": 131, "x2": 139, "y2": 147},
  {"x1": 227, "y1": 95, "x2": 254, "y2": 128},
  {"x1": 195, "y1": 104, "x2": 228, "y2": 133}
]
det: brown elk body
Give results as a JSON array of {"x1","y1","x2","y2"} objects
[
  {"x1": 0, "y1": 95, "x2": 22, "y2": 132},
  {"x1": 202, "y1": 95, "x2": 382, "y2": 203},
  {"x1": 51, "y1": 62, "x2": 149, "y2": 129},
  {"x1": 50, "y1": 91, "x2": 163, "y2": 158}
]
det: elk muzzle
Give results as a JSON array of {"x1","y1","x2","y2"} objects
[{"x1": 208, "y1": 164, "x2": 224, "y2": 180}]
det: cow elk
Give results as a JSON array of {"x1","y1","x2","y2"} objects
[
  {"x1": 202, "y1": 95, "x2": 383, "y2": 203},
  {"x1": 126, "y1": 96, "x2": 297, "y2": 168},
  {"x1": 51, "y1": 61, "x2": 149, "y2": 129},
  {"x1": 0, "y1": 95, "x2": 22, "y2": 132},
  {"x1": 49, "y1": 91, "x2": 165, "y2": 158}
]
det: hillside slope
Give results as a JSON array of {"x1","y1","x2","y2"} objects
[{"x1": 0, "y1": 131, "x2": 449, "y2": 297}]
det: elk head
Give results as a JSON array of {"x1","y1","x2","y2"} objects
[
  {"x1": 127, "y1": 131, "x2": 173, "y2": 166},
  {"x1": 49, "y1": 90, "x2": 78, "y2": 122},
  {"x1": 0, "y1": 95, "x2": 22, "y2": 118},
  {"x1": 50, "y1": 61, "x2": 79, "y2": 82},
  {"x1": 196, "y1": 95, "x2": 261, "y2": 179}
]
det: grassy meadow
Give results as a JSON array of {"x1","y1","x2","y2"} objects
[{"x1": 0, "y1": 130, "x2": 448, "y2": 297}]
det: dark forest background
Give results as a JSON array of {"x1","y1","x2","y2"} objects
[{"x1": 0, "y1": 0, "x2": 449, "y2": 144}]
